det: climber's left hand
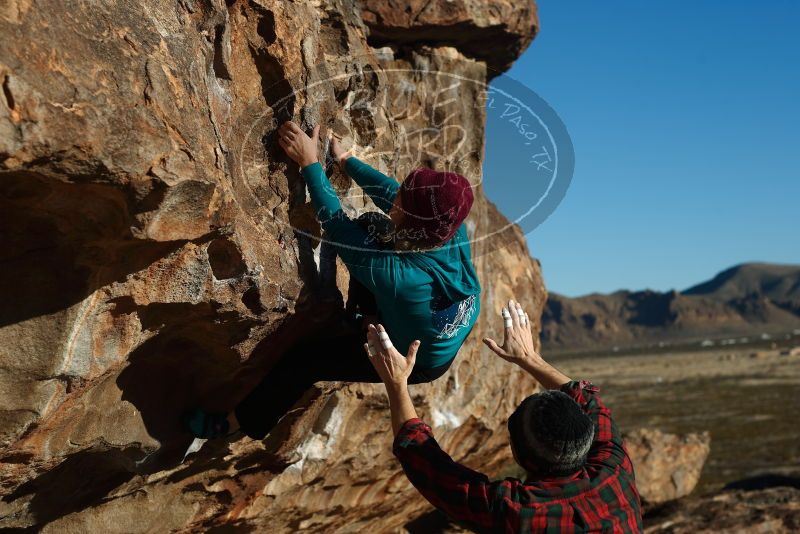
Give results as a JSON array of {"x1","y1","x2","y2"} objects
[
  {"x1": 330, "y1": 135, "x2": 352, "y2": 166},
  {"x1": 278, "y1": 121, "x2": 320, "y2": 167},
  {"x1": 364, "y1": 324, "x2": 420, "y2": 389}
]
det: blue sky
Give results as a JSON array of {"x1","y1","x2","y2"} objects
[{"x1": 484, "y1": 1, "x2": 800, "y2": 297}]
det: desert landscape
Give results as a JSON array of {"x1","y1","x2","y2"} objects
[
  {"x1": 535, "y1": 264, "x2": 800, "y2": 530},
  {"x1": 603, "y1": 342, "x2": 800, "y2": 533},
  {"x1": 542, "y1": 263, "x2": 800, "y2": 354},
  {"x1": 557, "y1": 341, "x2": 800, "y2": 493}
]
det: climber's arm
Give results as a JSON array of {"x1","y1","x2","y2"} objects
[
  {"x1": 277, "y1": 121, "x2": 344, "y2": 220},
  {"x1": 342, "y1": 156, "x2": 400, "y2": 213},
  {"x1": 300, "y1": 162, "x2": 396, "y2": 293},
  {"x1": 301, "y1": 162, "x2": 345, "y2": 227},
  {"x1": 278, "y1": 121, "x2": 392, "y2": 293},
  {"x1": 278, "y1": 121, "x2": 397, "y2": 293},
  {"x1": 330, "y1": 137, "x2": 400, "y2": 213}
]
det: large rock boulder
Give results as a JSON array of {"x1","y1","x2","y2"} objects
[
  {"x1": 625, "y1": 428, "x2": 711, "y2": 504},
  {"x1": 0, "y1": 0, "x2": 541, "y2": 531}
]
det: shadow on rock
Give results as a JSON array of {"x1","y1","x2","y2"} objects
[
  {"x1": 2, "y1": 447, "x2": 141, "y2": 527},
  {"x1": 0, "y1": 171, "x2": 189, "y2": 328},
  {"x1": 405, "y1": 508, "x2": 457, "y2": 534},
  {"x1": 115, "y1": 301, "x2": 255, "y2": 473},
  {"x1": 724, "y1": 473, "x2": 800, "y2": 491}
]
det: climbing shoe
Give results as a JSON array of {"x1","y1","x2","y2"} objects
[{"x1": 181, "y1": 407, "x2": 231, "y2": 439}]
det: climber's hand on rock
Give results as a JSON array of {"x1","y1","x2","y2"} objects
[
  {"x1": 278, "y1": 121, "x2": 320, "y2": 167},
  {"x1": 483, "y1": 298, "x2": 542, "y2": 366},
  {"x1": 329, "y1": 135, "x2": 352, "y2": 166},
  {"x1": 364, "y1": 324, "x2": 420, "y2": 388}
]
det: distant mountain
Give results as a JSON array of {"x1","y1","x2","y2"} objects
[
  {"x1": 684, "y1": 263, "x2": 800, "y2": 306},
  {"x1": 541, "y1": 263, "x2": 800, "y2": 352}
]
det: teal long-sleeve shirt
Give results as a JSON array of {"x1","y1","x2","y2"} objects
[{"x1": 301, "y1": 157, "x2": 481, "y2": 369}]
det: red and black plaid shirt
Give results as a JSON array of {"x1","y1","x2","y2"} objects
[{"x1": 393, "y1": 381, "x2": 643, "y2": 533}]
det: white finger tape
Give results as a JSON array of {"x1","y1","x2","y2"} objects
[
  {"x1": 501, "y1": 307, "x2": 511, "y2": 319},
  {"x1": 504, "y1": 319, "x2": 513, "y2": 328},
  {"x1": 378, "y1": 332, "x2": 393, "y2": 348}
]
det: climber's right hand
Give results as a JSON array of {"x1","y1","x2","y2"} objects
[{"x1": 278, "y1": 121, "x2": 320, "y2": 167}]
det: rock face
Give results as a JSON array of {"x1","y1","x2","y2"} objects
[
  {"x1": 0, "y1": 0, "x2": 541, "y2": 531},
  {"x1": 624, "y1": 428, "x2": 711, "y2": 505},
  {"x1": 358, "y1": 0, "x2": 538, "y2": 74}
]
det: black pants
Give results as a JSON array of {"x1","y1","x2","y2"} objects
[{"x1": 234, "y1": 266, "x2": 455, "y2": 440}]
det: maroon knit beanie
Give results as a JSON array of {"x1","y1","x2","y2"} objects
[{"x1": 398, "y1": 168, "x2": 474, "y2": 247}]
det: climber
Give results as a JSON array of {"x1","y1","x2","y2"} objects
[
  {"x1": 183, "y1": 121, "x2": 480, "y2": 440},
  {"x1": 367, "y1": 299, "x2": 643, "y2": 533}
]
